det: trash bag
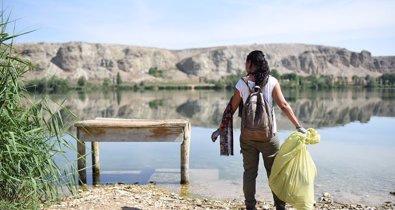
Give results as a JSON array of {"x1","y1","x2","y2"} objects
[{"x1": 269, "y1": 128, "x2": 320, "y2": 210}]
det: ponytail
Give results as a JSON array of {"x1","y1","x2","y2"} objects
[{"x1": 246, "y1": 50, "x2": 270, "y2": 87}]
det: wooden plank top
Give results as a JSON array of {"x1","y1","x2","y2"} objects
[{"x1": 74, "y1": 118, "x2": 189, "y2": 128}]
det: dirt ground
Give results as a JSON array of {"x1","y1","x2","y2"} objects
[{"x1": 43, "y1": 184, "x2": 394, "y2": 210}]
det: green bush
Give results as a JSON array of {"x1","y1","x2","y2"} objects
[
  {"x1": 365, "y1": 75, "x2": 377, "y2": 88},
  {"x1": 103, "y1": 78, "x2": 111, "y2": 88},
  {"x1": 25, "y1": 76, "x2": 70, "y2": 93},
  {"x1": 378, "y1": 73, "x2": 395, "y2": 86},
  {"x1": 0, "y1": 12, "x2": 77, "y2": 209},
  {"x1": 77, "y1": 76, "x2": 87, "y2": 87},
  {"x1": 148, "y1": 67, "x2": 164, "y2": 77},
  {"x1": 271, "y1": 69, "x2": 281, "y2": 80},
  {"x1": 213, "y1": 71, "x2": 245, "y2": 89}
]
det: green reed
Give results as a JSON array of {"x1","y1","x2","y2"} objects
[{"x1": 0, "y1": 11, "x2": 77, "y2": 209}]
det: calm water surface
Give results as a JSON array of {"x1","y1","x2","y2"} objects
[{"x1": 48, "y1": 88, "x2": 395, "y2": 206}]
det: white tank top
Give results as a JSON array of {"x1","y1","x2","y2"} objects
[{"x1": 235, "y1": 75, "x2": 278, "y2": 133}]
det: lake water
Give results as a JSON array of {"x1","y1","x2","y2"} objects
[{"x1": 46, "y1": 88, "x2": 395, "y2": 206}]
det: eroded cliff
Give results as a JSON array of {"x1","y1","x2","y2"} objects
[{"x1": 16, "y1": 42, "x2": 395, "y2": 83}]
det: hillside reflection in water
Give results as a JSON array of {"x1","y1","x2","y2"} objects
[{"x1": 50, "y1": 88, "x2": 395, "y2": 129}]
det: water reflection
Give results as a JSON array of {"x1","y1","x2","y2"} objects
[
  {"x1": 39, "y1": 88, "x2": 395, "y2": 130},
  {"x1": 42, "y1": 89, "x2": 395, "y2": 206}
]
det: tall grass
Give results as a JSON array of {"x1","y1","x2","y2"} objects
[{"x1": 0, "y1": 11, "x2": 77, "y2": 209}]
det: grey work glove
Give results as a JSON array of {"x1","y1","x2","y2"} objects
[
  {"x1": 296, "y1": 126, "x2": 308, "y2": 134},
  {"x1": 211, "y1": 129, "x2": 221, "y2": 142}
]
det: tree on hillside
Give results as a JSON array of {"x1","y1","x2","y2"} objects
[
  {"x1": 379, "y1": 73, "x2": 395, "y2": 86},
  {"x1": 365, "y1": 75, "x2": 377, "y2": 88},
  {"x1": 352, "y1": 75, "x2": 363, "y2": 86},
  {"x1": 116, "y1": 72, "x2": 122, "y2": 85}
]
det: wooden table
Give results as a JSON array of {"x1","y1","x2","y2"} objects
[{"x1": 74, "y1": 118, "x2": 191, "y2": 185}]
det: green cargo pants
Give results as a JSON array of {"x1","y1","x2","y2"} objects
[{"x1": 240, "y1": 134, "x2": 286, "y2": 210}]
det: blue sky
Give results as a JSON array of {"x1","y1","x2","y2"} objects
[{"x1": 4, "y1": 0, "x2": 395, "y2": 56}]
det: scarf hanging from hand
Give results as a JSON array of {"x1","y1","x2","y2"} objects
[{"x1": 219, "y1": 97, "x2": 234, "y2": 156}]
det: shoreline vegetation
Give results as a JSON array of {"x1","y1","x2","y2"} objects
[
  {"x1": 43, "y1": 183, "x2": 394, "y2": 210},
  {"x1": 24, "y1": 71, "x2": 395, "y2": 94},
  {"x1": 1, "y1": 12, "x2": 78, "y2": 209}
]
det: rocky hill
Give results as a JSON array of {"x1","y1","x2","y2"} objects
[{"x1": 15, "y1": 42, "x2": 395, "y2": 84}]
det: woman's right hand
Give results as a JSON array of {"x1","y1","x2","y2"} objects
[{"x1": 296, "y1": 127, "x2": 307, "y2": 134}]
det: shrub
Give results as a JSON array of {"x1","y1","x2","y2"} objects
[
  {"x1": 0, "y1": 11, "x2": 77, "y2": 209},
  {"x1": 271, "y1": 69, "x2": 281, "y2": 80},
  {"x1": 148, "y1": 67, "x2": 164, "y2": 77},
  {"x1": 378, "y1": 73, "x2": 395, "y2": 86},
  {"x1": 25, "y1": 77, "x2": 70, "y2": 93},
  {"x1": 77, "y1": 76, "x2": 87, "y2": 87},
  {"x1": 103, "y1": 78, "x2": 111, "y2": 87}
]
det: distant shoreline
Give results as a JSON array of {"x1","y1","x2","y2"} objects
[{"x1": 23, "y1": 72, "x2": 395, "y2": 94}]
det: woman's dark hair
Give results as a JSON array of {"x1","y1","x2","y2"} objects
[{"x1": 246, "y1": 50, "x2": 270, "y2": 86}]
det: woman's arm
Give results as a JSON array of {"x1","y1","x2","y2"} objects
[
  {"x1": 272, "y1": 82, "x2": 302, "y2": 128},
  {"x1": 219, "y1": 89, "x2": 242, "y2": 129},
  {"x1": 230, "y1": 89, "x2": 242, "y2": 114}
]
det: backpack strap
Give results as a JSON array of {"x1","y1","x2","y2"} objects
[
  {"x1": 241, "y1": 77, "x2": 252, "y2": 93},
  {"x1": 238, "y1": 77, "x2": 250, "y2": 118}
]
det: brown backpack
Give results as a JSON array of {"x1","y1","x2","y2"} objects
[{"x1": 240, "y1": 77, "x2": 274, "y2": 142}]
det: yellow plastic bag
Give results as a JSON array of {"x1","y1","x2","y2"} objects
[{"x1": 269, "y1": 128, "x2": 320, "y2": 210}]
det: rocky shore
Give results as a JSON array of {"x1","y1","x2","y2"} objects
[{"x1": 43, "y1": 184, "x2": 394, "y2": 210}]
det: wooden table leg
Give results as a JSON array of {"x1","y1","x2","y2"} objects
[
  {"x1": 77, "y1": 128, "x2": 87, "y2": 186},
  {"x1": 92, "y1": 141, "x2": 100, "y2": 186},
  {"x1": 181, "y1": 122, "x2": 191, "y2": 184}
]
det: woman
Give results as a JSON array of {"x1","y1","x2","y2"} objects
[{"x1": 216, "y1": 50, "x2": 306, "y2": 210}]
